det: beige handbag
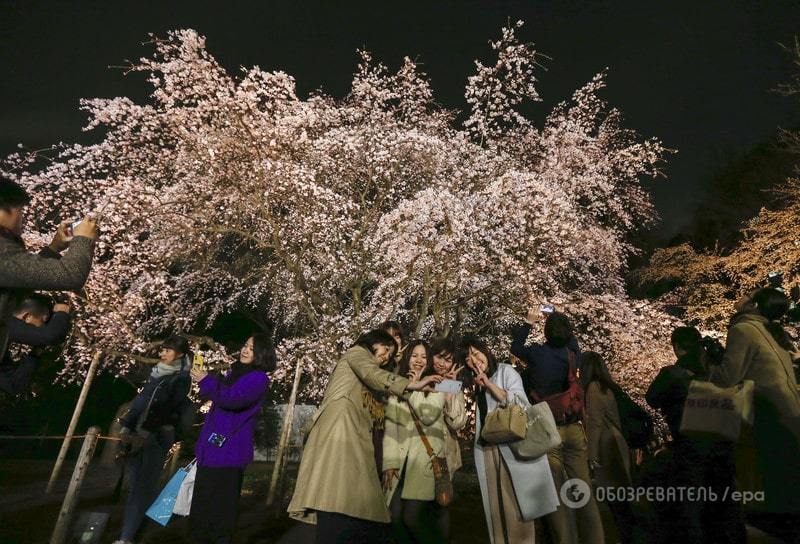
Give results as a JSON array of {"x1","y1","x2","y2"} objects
[
  {"x1": 480, "y1": 403, "x2": 528, "y2": 444},
  {"x1": 679, "y1": 379, "x2": 754, "y2": 442},
  {"x1": 509, "y1": 401, "x2": 562, "y2": 460}
]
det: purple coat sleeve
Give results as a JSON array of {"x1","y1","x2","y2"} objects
[{"x1": 199, "y1": 371, "x2": 269, "y2": 411}]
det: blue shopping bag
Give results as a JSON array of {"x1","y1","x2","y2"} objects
[{"x1": 145, "y1": 460, "x2": 196, "y2": 526}]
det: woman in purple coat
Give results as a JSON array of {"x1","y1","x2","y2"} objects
[{"x1": 188, "y1": 333, "x2": 275, "y2": 543}]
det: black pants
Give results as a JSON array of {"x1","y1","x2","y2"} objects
[
  {"x1": 188, "y1": 466, "x2": 244, "y2": 544},
  {"x1": 315, "y1": 511, "x2": 388, "y2": 544},
  {"x1": 388, "y1": 471, "x2": 448, "y2": 544},
  {"x1": 0, "y1": 356, "x2": 39, "y2": 396}
]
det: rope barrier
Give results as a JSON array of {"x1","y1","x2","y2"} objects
[{"x1": 0, "y1": 434, "x2": 121, "y2": 441}]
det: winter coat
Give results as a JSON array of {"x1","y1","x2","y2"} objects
[
  {"x1": 0, "y1": 234, "x2": 94, "y2": 362},
  {"x1": 288, "y1": 345, "x2": 410, "y2": 524},
  {"x1": 443, "y1": 391, "x2": 467, "y2": 475},
  {"x1": 585, "y1": 381, "x2": 631, "y2": 488},
  {"x1": 711, "y1": 312, "x2": 800, "y2": 512},
  {"x1": 382, "y1": 392, "x2": 446, "y2": 502},
  {"x1": 122, "y1": 367, "x2": 192, "y2": 445},
  {"x1": 645, "y1": 351, "x2": 707, "y2": 439},
  {"x1": 195, "y1": 369, "x2": 269, "y2": 469},
  {"x1": 474, "y1": 363, "x2": 559, "y2": 543}
]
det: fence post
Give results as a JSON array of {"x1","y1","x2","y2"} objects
[
  {"x1": 46, "y1": 350, "x2": 102, "y2": 493},
  {"x1": 49, "y1": 426, "x2": 100, "y2": 544},
  {"x1": 266, "y1": 356, "x2": 303, "y2": 507}
]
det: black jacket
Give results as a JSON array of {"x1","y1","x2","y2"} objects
[{"x1": 645, "y1": 352, "x2": 707, "y2": 439}]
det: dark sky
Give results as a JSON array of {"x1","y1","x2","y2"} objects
[{"x1": 1, "y1": 1, "x2": 799, "y2": 237}]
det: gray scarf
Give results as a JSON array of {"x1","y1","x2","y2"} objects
[{"x1": 150, "y1": 360, "x2": 183, "y2": 379}]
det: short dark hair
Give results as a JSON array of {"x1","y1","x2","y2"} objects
[
  {"x1": 753, "y1": 288, "x2": 790, "y2": 321},
  {"x1": 398, "y1": 339, "x2": 434, "y2": 379},
  {"x1": 461, "y1": 334, "x2": 498, "y2": 378},
  {"x1": 249, "y1": 333, "x2": 277, "y2": 372},
  {"x1": 670, "y1": 326, "x2": 701, "y2": 353},
  {"x1": 14, "y1": 293, "x2": 54, "y2": 320},
  {"x1": 0, "y1": 177, "x2": 31, "y2": 209},
  {"x1": 544, "y1": 312, "x2": 573, "y2": 348},
  {"x1": 353, "y1": 329, "x2": 398, "y2": 357},
  {"x1": 378, "y1": 320, "x2": 407, "y2": 343},
  {"x1": 430, "y1": 336, "x2": 455, "y2": 357},
  {"x1": 161, "y1": 335, "x2": 190, "y2": 356}
]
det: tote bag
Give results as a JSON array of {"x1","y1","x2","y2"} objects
[
  {"x1": 145, "y1": 459, "x2": 196, "y2": 526},
  {"x1": 679, "y1": 380, "x2": 754, "y2": 442},
  {"x1": 509, "y1": 401, "x2": 562, "y2": 460},
  {"x1": 172, "y1": 461, "x2": 197, "y2": 516}
]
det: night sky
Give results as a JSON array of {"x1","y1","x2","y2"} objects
[{"x1": 1, "y1": 0, "x2": 799, "y2": 237}]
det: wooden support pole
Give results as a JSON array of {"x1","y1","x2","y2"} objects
[
  {"x1": 46, "y1": 350, "x2": 102, "y2": 494},
  {"x1": 266, "y1": 357, "x2": 303, "y2": 507},
  {"x1": 49, "y1": 426, "x2": 100, "y2": 544}
]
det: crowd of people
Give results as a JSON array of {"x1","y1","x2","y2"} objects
[{"x1": 2, "y1": 173, "x2": 800, "y2": 544}]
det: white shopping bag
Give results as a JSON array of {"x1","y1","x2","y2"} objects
[{"x1": 172, "y1": 460, "x2": 197, "y2": 516}]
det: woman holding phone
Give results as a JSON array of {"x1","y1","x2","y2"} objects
[
  {"x1": 188, "y1": 333, "x2": 275, "y2": 544},
  {"x1": 383, "y1": 339, "x2": 449, "y2": 543}
]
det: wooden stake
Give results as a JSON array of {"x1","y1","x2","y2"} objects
[
  {"x1": 46, "y1": 350, "x2": 102, "y2": 494},
  {"x1": 49, "y1": 426, "x2": 100, "y2": 544},
  {"x1": 266, "y1": 356, "x2": 303, "y2": 507}
]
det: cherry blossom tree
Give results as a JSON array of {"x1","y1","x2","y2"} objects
[{"x1": 3, "y1": 22, "x2": 675, "y2": 401}]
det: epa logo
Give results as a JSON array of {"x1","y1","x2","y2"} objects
[{"x1": 560, "y1": 478, "x2": 591, "y2": 508}]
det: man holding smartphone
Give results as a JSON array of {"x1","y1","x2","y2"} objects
[{"x1": 0, "y1": 176, "x2": 98, "y2": 363}]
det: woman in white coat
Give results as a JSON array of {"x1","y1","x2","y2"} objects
[
  {"x1": 383, "y1": 339, "x2": 449, "y2": 543},
  {"x1": 465, "y1": 335, "x2": 559, "y2": 544}
]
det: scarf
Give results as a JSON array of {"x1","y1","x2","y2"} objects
[
  {"x1": 150, "y1": 361, "x2": 183, "y2": 379},
  {"x1": 224, "y1": 361, "x2": 257, "y2": 385},
  {"x1": 362, "y1": 388, "x2": 386, "y2": 431}
]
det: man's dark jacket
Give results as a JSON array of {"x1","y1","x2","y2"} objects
[{"x1": 0, "y1": 233, "x2": 94, "y2": 362}]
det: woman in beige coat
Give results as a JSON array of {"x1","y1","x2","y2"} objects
[
  {"x1": 711, "y1": 288, "x2": 800, "y2": 539},
  {"x1": 383, "y1": 340, "x2": 449, "y2": 543},
  {"x1": 287, "y1": 330, "x2": 442, "y2": 544},
  {"x1": 583, "y1": 352, "x2": 635, "y2": 543}
]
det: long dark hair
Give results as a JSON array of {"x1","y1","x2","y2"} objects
[
  {"x1": 581, "y1": 352, "x2": 616, "y2": 393},
  {"x1": 754, "y1": 288, "x2": 793, "y2": 351},
  {"x1": 398, "y1": 339, "x2": 434, "y2": 379},
  {"x1": 353, "y1": 329, "x2": 398, "y2": 359},
  {"x1": 461, "y1": 335, "x2": 498, "y2": 378},
  {"x1": 247, "y1": 333, "x2": 277, "y2": 372}
]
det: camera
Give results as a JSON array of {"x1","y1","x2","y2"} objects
[
  {"x1": 208, "y1": 432, "x2": 227, "y2": 448},
  {"x1": 700, "y1": 336, "x2": 725, "y2": 366}
]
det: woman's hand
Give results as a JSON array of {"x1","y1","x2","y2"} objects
[
  {"x1": 445, "y1": 364, "x2": 463, "y2": 380},
  {"x1": 406, "y1": 374, "x2": 443, "y2": 392},
  {"x1": 408, "y1": 367, "x2": 423, "y2": 383},
  {"x1": 190, "y1": 366, "x2": 208, "y2": 383},
  {"x1": 382, "y1": 469, "x2": 400, "y2": 491}
]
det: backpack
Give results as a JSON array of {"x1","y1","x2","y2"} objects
[
  {"x1": 530, "y1": 350, "x2": 585, "y2": 424},
  {"x1": 610, "y1": 385, "x2": 654, "y2": 449}
]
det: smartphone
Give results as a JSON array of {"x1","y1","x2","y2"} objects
[
  {"x1": 70, "y1": 220, "x2": 81, "y2": 231},
  {"x1": 192, "y1": 353, "x2": 205, "y2": 371},
  {"x1": 435, "y1": 379, "x2": 462, "y2": 394},
  {"x1": 540, "y1": 304, "x2": 555, "y2": 314}
]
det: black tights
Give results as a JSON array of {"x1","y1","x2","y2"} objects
[{"x1": 388, "y1": 488, "x2": 448, "y2": 544}]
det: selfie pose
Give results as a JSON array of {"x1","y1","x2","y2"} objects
[
  {"x1": 467, "y1": 335, "x2": 559, "y2": 544},
  {"x1": 288, "y1": 329, "x2": 442, "y2": 544},
  {"x1": 189, "y1": 333, "x2": 275, "y2": 544},
  {"x1": 383, "y1": 339, "x2": 449, "y2": 544}
]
